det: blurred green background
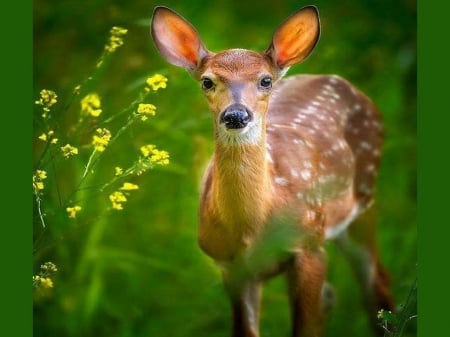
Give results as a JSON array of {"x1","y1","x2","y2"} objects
[{"x1": 33, "y1": 0, "x2": 416, "y2": 336}]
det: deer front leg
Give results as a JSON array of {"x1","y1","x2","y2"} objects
[
  {"x1": 222, "y1": 270, "x2": 262, "y2": 337},
  {"x1": 286, "y1": 249, "x2": 328, "y2": 337}
]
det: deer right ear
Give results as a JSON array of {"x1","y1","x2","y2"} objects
[
  {"x1": 151, "y1": 6, "x2": 209, "y2": 71},
  {"x1": 265, "y1": 6, "x2": 321, "y2": 70}
]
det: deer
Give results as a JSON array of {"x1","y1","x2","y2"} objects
[{"x1": 150, "y1": 5, "x2": 395, "y2": 337}]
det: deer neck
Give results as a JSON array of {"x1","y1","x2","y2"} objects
[{"x1": 211, "y1": 129, "x2": 273, "y2": 235}]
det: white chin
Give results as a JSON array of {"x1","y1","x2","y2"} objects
[
  {"x1": 225, "y1": 126, "x2": 249, "y2": 134},
  {"x1": 218, "y1": 122, "x2": 262, "y2": 145}
]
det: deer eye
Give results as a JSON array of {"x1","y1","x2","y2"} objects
[
  {"x1": 259, "y1": 76, "x2": 272, "y2": 89},
  {"x1": 201, "y1": 77, "x2": 215, "y2": 91}
]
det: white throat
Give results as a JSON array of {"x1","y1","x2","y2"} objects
[{"x1": 216, "y1": 119, "x2": 264, "y2": 146}]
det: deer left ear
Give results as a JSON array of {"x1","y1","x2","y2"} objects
[
  {"x1": 265, "y1": 6, "x2": 321, "y2": 70},
  {"x1": 151, "y1": 6, "x2": 209, "y2": 71}
]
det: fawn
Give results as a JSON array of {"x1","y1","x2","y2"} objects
[{"x1": 150, "y1": 5, "x2": 394, "y2": 337}]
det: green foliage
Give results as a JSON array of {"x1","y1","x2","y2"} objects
[
  {"x1": 379, "y1": 278, "x2": 417, "y2": 337},
  {"x1": 34, "y1": 1, "x2": 416, "y2": 337}
]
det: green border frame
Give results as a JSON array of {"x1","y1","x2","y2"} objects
[
  {"x1": 418, "y1": 0, "x2": 449, "y2": 336},
  {"x1": 2, "y1": 0, "x2": 32, "y2": 335}
]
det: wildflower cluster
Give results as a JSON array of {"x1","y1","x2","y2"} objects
[
  {"x1": 33, "y1": 262, "x2": 58, "y2": 290},
  {"x1": 35, "y1": 89, "x2": 57, "y2": 117},
  {"x1": 146, "y1": 74, "x2": 168, "y2": 92},
  {"x1": 109, "y1": 182, "x2": 139, "y2": 210},
  {"x1": 60, "y1": 144, "x2": 79, "y2": 158},
  {"x1": 38, "y1": 130, "x2": 59, "y2": 144},
  {"x1": 92, "y1": 128, "x2": 112, "y2": 152},
  {"x1": 131, "y1": 144, "x2": 170, "y2": 176},
  {"x1": 137, "y1": 103, "x2": 156, "y2": 121},
  {"x1": 66, "y1": 205, "x2": 82, "y2": 218},
  {"x1": 81, "y1": 93, "x2": 102, "y2": 117},
  {"x1": 104, "y1": 26, "x2": 128, "y2": 53},
  {"x1": 33, "y1": 170, "x2": 47, "y2": 193},
  {"x1": 34, "y1": 24, "x2": 171, "y2": 297},
  {"x1": 140, "y1": 144, "x2": 170, "y2": 165}
]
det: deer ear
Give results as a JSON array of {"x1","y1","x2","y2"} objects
[
  {"x1": 265, "y1": 6, "x2": 320, "y2": 69},
  {"x1": 151, "y1": 6, "x2": 209, "y2": 71}
]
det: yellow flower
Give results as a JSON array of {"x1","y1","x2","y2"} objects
[
  {"x1": 140, "y1": 144, "x2": 156, "y2": 157},
  {"x1": 33, "y1": 170, "x2": 47, "y2": 191},
  {"x1": 120, "y1": 182, "x2": 139, "y2": 191},
  {"x1": 146, "y1": 74, "x2": 168, "y2": 91},
  {"x1": 39, "y1": 277, "x2": 54, "y2": 289},
  {"x1": 36, "y1": 170, "x2": 47, "y2": 180},
  {"x1": 139, "y1": 144, "x2": 170, "y2": 166},
  {"x1": 115, "y1": 167, "x2": 123, "y2": 176},
  {"x1": 81, "y1": 93, "x2": 102, "y2": 117},
  {"x1": 150, "y1": 149, "x2": 170, "y2": 166},
  {"x1": 109, "y1": 191, "x2": 127, "y2": 210},
  {"x1": 34, "y1": 181, "x2": 44, "y2": 190},
  {"x1": 104, "y1": 26, "x2": 128, "y2": 53},
  {"x1": 35, "y1": 89, "x2": 58, "y2": 112},
  {"x1": 38, "y1": 130, "x2": 58, "y2": 144},
  {"x1": 66, "y1": 205, "x2": 82, "y2": 218},
  {"x1": 41, "y1": 262, "x2": 58, "y2": 272},
  {"x1": 92, "y1": 128, "x2": 112, "y2": 152},
  {"x1": 137, "y1": 103, "x2": 156, "y2": 121},
  {"x1": 60, "y1": 144, "x2": 79, "y2": 158}
]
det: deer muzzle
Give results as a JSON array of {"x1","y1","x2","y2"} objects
[{"x1": 220, "y1": 104, "x2": 253, "y2": 129}]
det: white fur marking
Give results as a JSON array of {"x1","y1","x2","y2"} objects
[
  {"x1": 300, "y1": 169, "x2": 312, "y2": 181},
  {"x1": 325, "y1": 204, "x2": 360, "y2": 239},
  {"x1": 274, "y1": 176, "x2": 289, "y2": 186}
]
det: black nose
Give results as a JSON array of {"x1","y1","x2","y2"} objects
[{"x1": 220, "y1": 104, "x2": 252, "y2": 129}]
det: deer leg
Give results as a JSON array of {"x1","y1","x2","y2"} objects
[
  {"x1": 334, "y1": 210, "x2": 395, "y2": 335},
  {"x1": 286, "y1": 249, "x2": 328, "y2": 337},
  {"x1": 223, "y1": 271, "x2": 262, "y2": 337}
]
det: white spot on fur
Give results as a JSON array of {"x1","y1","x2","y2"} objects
[
  {"x1": 316, "y1": 95, "x2": 326, "y2": 101},
  {"x1": 353, "y1": 103, "x2": 361, "y2": 111},
  {"x1": 317, "y1": 114, "x2": 326, "y2": 121},
  {"x1": 332, "y1": 93, "x2": 341, "y2": 100},
  {"x1": 360, "y1": 141, "x2": 372, "y2": 150},
  {"x1": 274, "y1": 176, "x2": 288, "y2": 186},
  {"x1": 305, "y1": 209, "x2": 317, "y2": 222},
  {"x1": 366, "y1": 164, "x2": 375, "y2": 173},
  {"x1": 300, "y1": 169, "x2": 312, "y2": 181},
  {"x1": 329, "y1": 76, "x2": 339, "y2": 84}
]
